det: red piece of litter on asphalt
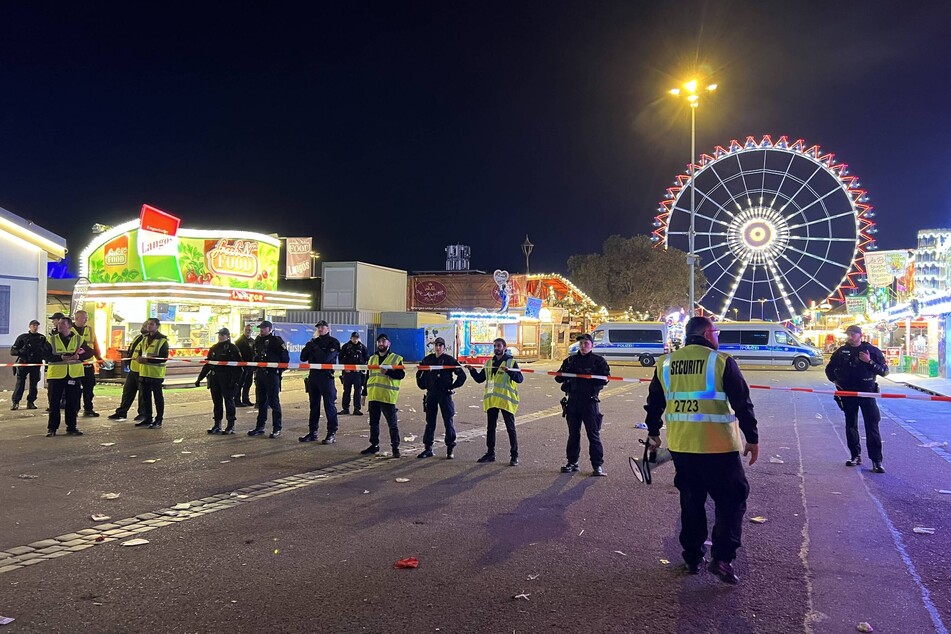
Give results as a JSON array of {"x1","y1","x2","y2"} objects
[{"x1": 393, "y1": 557, "x2": 419, "y2": 569}]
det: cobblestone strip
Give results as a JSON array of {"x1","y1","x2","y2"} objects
[{"x1": 0, "y1": 382, "x2": 640, "y2": 576}]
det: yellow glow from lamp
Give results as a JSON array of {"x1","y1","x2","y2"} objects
[{"x1": 684, "y1": 80, "x2": 698, "y2": 93}]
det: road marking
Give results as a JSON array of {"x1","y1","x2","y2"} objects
[{"x1": 0, "y1": 382, "x2": 642, "y2": 575}]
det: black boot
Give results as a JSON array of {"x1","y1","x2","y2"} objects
[
  {"x1": 322, "y1": 434, "x2": 336, "y2": 444},
  {"x1": 417, "y1": 447, "x2": 435, "y2": 459},
  {"x1": 299, "y1": 430, "x2": 320, "y2": 442},
  {"x1": 207, "y1": 423, "x2": 222, "y2": 435},
  {"x1": 224, "y1": 422, "x2": 236, "y2": 434}
]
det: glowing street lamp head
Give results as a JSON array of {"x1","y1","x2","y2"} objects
[
  {"x1": 684, "y1": 79, "x2": 698, "y2": 93},
  {"x1": 707, "y1": 83, "x2": 718, "y2": 92},
  {"x1": 669, "y1": 88, "x2": 681, "y2": 96}
]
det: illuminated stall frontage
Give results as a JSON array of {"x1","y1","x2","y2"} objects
[
  {"x1": 78, "y1": 206, "x2": 310, "y2": 361},
  {"x1": 408, "y1": 272, "x2": 597, "y2": 362}
]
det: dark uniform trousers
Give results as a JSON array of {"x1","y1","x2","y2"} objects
[
  {"x1": 842, "y1": 396, "x2": 883, "y2": 462},
  {"x1": 671, "y1": 451, "x2": 750, "y2": 565},
  {"x1": 12, "y1": 367, "x2": 41, "y2": 406},
  {"x1": 210, "y1": 374, "x2": 238, "y2": 424},
  {"x1": 486, "y1": 408, "x2": 518, "y2": 458},
  {"x1": 368, "y1": 401, "x2": 399, "y2": 449},
  {"x1": 47, "y1": 378, "x2": 82, "y2": 432},
  {"x1": 81, "y1": 366, "x2": 97, "y2": 413},
  {"x1": 341, "y1": 371, "x2": 364, "y2": 412},
  {"x1": 565, "y1": 398, "x2": 604, "y2": 467},
  {"x1": 239, "y1": 367, "x2": 255, "y2": 403},
  {"x1": 255, "y1": 369, "x2": 283, "y2": 431},
  {"x1": 423, "y1": 391, "x2": 456, "y2": 448},
  {"x1": 139, "y1": 377, "x2": 165, "y2": 423},
  {"x1": 307, "y1": 375, "x2": 339, "y2": 435},
  {"x1": 116, "y1": 370, "x2": 145, "y2": 417}
]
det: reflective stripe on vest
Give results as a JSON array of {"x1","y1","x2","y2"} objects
[
  {"x1": 47, "y1": 334, "x2": 85, "y2": 379},
  {"x1": 367, "y1": 352, "x2": 402, "y2": 404},
  {"x1": 482, "y1": 358, "x2": 519, "y2": 414},
  {"x1": 660, "y1": 346, "x2": 741, "y2": 453},
  {"x1": 138, "y1": 336, "x2": 167, "y2": 379}
]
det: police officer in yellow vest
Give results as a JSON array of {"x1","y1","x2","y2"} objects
[
  {"x1": 72, "y1": 310, "x2": 103, "y2": 417},
  {"x1": 135, "y1": 318, "x2": 169, "y2": 429},
  {"x1": 644, "y1": 316, "x2": 759, "y2": 585},
  {"x1": 360, "y1": 333, "x2": 405, "y2": 458},
  {"x1": 108, "y1": 325, "x2": 148, "y2": 421},
  {"x1": 469, "y1": 338, "x2": 522, "y2": 466},
  {"x1": 44, "y1": 316, "x2": 93, "y2": 436}
]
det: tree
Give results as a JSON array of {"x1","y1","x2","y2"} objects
[{"x1": 567, "y1": 235, "x2": 708, "y2": 316}]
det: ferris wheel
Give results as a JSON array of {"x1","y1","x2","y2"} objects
[{"x1": 652, "y1": 135, "x2": 877, "y2": 322}]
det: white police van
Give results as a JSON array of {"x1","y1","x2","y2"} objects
[
  {"x1": 568, "y1": 322, "x2": 667, "y2": 367},
  {"x1": 715, "y1": 322, "x2": 823, "y2": 371}
]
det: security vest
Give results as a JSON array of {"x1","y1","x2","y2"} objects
[
  {"x1": 660, "y1": 345, "x2": 742, "y2": 454},
  {"x1": 128, "y1": 336, "x2": 145, "y2": 373},
  {"x1": 138, "y1": 335, "x2": 168, "y2": 380},
  {"x1": 367, "y1": 352, "x2": 403, "y2": 404},
  {"x1": 47, "y1": 333, "x2": 86, "y2": 380},
  {"x1": 482, "y1": 357, "x2": 519, "y2": 414}
]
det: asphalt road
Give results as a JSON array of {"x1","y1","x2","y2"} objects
[{"x1": 1, "y1": 362, "x2": 950, "y2": 633}]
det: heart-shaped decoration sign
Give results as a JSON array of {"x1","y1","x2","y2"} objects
[{"x1": 493, "y1": 269, "x2": 509, "y2": 288}]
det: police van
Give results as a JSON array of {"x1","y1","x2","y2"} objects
[
  {"x1": 715, "y1": 322, "x2": 823, "y2": 371},
  {"x1": 568, "y1": 322, "x2": 667, "y2": 367}
]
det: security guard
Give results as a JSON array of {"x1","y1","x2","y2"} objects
[
  {"x1": 299, "y1": 320, "x2": 341, "y2": 444},
  {"x1": 644, "y1": 316, "x2": 759, "y2": 584},
  {"x1": 825, "y1": 324, "x2": 888, "y2": 473},
  {"x1": 10, "y1": 319, "x2": 46, "y2": 410},
  {"x1": 415, "y1": 336, "x2": 466, "y2": 459},
  {"x1": 247, "y1": 320, "x2": 289, "y2": 438},
  {"x1": 108, "y1": 325, "x2": 148, "y2": 421},
  {"x1": 554, "y1": 333, "x2": 611, "y2": 476},
  {"x1": 469, "y1": 338, "x2": 523, "y2": 466},
  {"x1": 72, "y1": 310, "x2": 103, "y2": 417},
  {"x1": 233, "y1": 324, "x2": 256, "y2": 407},
  {"x1": 135, "y1": 318, "x2": 169, "y2": 429},
  {"x1": 339, "y1": 331, "x2": 369, "y2": 415},
  {"x1": 44, "y1": 316, "x2": 92, "y2": 436},
  {"x1": 360, "y1": 333, "x2": 405, "y2": 457},
  {"x1": 196, "y1": 328, "x2": 243, "y2": 434}
]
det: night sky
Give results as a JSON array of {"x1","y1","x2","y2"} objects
[{"x1": 1, "y1": 1, "x2": 949, "y2": 278}]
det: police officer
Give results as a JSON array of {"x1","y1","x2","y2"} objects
[
  {"x1": 339, "y1": 331, "x2": 369, "y2": 415},
  {"x1": 196, "y1": 328, "x2": 243, "y2": 435},
  {"x1": 44, "y1": 316, "x2": 92, "y2": 436},
  {"x1": 825, "y1": 324, "x2": 888, "y2": 473},
  {"x1": 10, "y1": 319, "x2": 46, "y2": 410},
  {"x1": 108, "y1": 325, "x2": 148, "y2": 421},
  {"x1": 49, "y1": 311, "x2": 65, "y2": 336},
  {"x1": 554, "y1": 333, "x2": 611, "y2": 476},
  {"x1": 72, "y1": 310, "x2": 103, "y2": 417},
  {"x1": 233, "y1": 324, "x2": 255, "y2": 407},
  {"x1": 247, "y1": 320, "x2": 289, "y2": 438},
  {"x1": 299, "y1": 320, "x2": 341, "y2": 444},
  {"x1": 644, "y1": 316, "x2": 759, "y2": 584},
  {"x1": 469, "y1": 338, "x2": 523, "y2": 466},
  {"x1": 360, "y1": 333, "x2": 405, "y2": 457},
  {"x1": 135, "y1": 318, "x2": 169, "y2": 429},
  {"x1": 415, "y1": 337, "x2": 466, "y2": 459}
]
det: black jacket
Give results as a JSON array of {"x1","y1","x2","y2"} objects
[
  {"x1": 197, "y1": 341, "x2": 244, "y2": 385},
  {"x1": 555, "y1": 351, "x2": 610, "y2": 400},
  {"x1": 254, "y1": 334, "x2": 290, "y2": 371},
  {"x1": 469, "y1": 351, "x2": 524, "y2": 385},
  {"x1": 234, "y1": 334, "x2": 254, "y2": 361},
  {"x1": 644, "y1": 335, "x2": 759, "y2": 444},
  {"x1": 11, "y1": 331, "x2": 47, "y2": 364},
  {"x1": 300, "y1": 334, "x2": 341, "y2": 379},
  {"x1": 416, "y1": 353, "x2": 466, "y2": 392},
  {"x1": 825, "y1": 341, "x2": 888, "y2": 392},
  {"x1": 339, "y1": 340, "x2": 369, "y2": 369}
]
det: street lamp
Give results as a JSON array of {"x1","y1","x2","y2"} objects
[
  {"x1": 521, "y1": 235, "x2": 534, "y2": 274},
  {"x1": 758, "y1": 298, "x2": 767, "y2": 321},
  {"x1": 669, "y1": 79, "x2": 717, "y2": 316}
]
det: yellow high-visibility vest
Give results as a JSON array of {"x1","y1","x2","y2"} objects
[
  {"x1": 138, "y1": 336, "x2": 167, "y2": 380},
  {"x1": 128, "y1": 336, "x2": 144, "y2": 374},
  {"x1": 660, "y1": 345, "x2": 742, "y2": 453},
  {"x1": 367, "y1": 352, "x2": 402, "y2": 404},
  {"x1": 47, "y1": 334, "x2": 86, "y2": 380},
  {"x1": 482, "y1": 357, "x2": 519, "y2": 414}
]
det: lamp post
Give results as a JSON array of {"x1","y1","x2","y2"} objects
[
  {"x1": 669, "y1": 79, "x2": 717, "y2": 316},
  {"x1": 521, "y1": 235, "x2": 534, "y2": 274},
  {"x1": 758, "y1": 298, "x2": 767, "y2": 321}
]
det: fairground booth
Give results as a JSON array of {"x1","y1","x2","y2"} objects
[
  {"x1": 77, "y1": 205, "x2": 311, "y2": 370},
  {"x1": 407, "y1": 271, "x2": 597, "y2": 363}
]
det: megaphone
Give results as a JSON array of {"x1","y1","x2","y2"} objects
[{"x1": 629, "y1": 438, "x2": 673, "y2": 485}]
